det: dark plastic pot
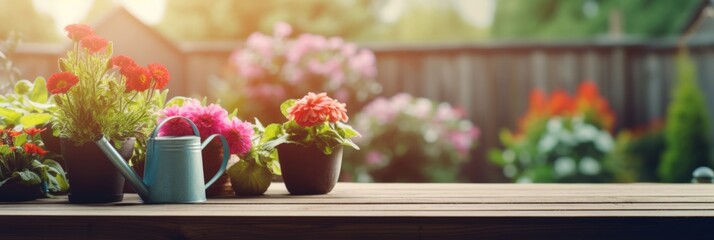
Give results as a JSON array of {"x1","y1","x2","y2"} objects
[
  {"x1": 61, "y1": 138, "x2": 134, "y2": 204},
  {"x1": 277, "y1": 144, "x2": 342, "y2": 195},
  {"x1": 0, "y1": 181, "x2": 42, "y2": 202}
]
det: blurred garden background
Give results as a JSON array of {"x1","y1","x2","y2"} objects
[{"x1": 1, "y1": 0, "x2": 712, "y2": 183}]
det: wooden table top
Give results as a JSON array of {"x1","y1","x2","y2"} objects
[{"x1": 1, "y1": 183, "x2": 713, "y2": 239}]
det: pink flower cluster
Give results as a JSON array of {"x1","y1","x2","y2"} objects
[
  {"x1": 229, "y1": 22, "x2": 377, "y2": 103},
  {"x1": 158, "y1": 99, "x2": 254, "y2": 156},
  {"x1": 356, "y1": 93, "x2": 479, "y2": 157}
]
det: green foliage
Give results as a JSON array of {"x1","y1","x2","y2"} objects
[
  {"x1": 157, "y1": 0, "x2": 378, "y2": 41},
  {"x1": 607, "y1": 124, "x2": 665, "y2": 183},
  {"x1": 659, "y1": 53, "x2": 712, "y2": 183},
  {"x1": 0, "y1": 78, "x2": 55, "y2": 129},
  {"x1": 227, "y1": 118, "x2": 282, "y2": 196},
  {"x1": 0, "y1": 130, "x2": 69, "y2": 196},
  {"x1": 491, "y1": 116, "x2": 615, "y2": 183},
  {"x1": 491, "y1": 0, "x2": 702, "y2": 39}
]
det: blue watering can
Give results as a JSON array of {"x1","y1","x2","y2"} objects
[{"x1": 95, "y1": 116, "x2": 230, "y2": 203}]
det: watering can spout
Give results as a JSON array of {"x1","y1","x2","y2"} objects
[{"x1": 95, "y1": 135, "x2": 150, "y2": 201}]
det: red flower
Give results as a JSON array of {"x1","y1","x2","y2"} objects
[
  {"x1": 111, "y1": 55, "x2": 137, "y2": 70},
  {"x1": 575, "y1": 81, "x2": 616, "y2": 131},
  {"x1": 147, "y1": 63, "x2": 170, "y2": 89},
  {"x1": 80, "y1": 35, "x2": 109, "y2": 53},
  {"x1": 287, "y1": 92, "x2": 348, "y2": 127},
  {"x1": 547, "y1": 90, "x2": 574, "y2": 116},
  {"x1": 23, "y1": 128, "x2": 46, "y2": 137},
  {"x1": 7, "y1": 130, "x2": 22, "y2": 137},
  {"x1": 23, "y1": 143, "x2": 48, "y2": 157},
  {"x1": 47, "y1": 72, "x2": 79, "y2": 94},
  {"x1": 123, "y1": 66, "x2": 152, "y2": 92},
  {"x1": 64, "y1": 24, "x2": 94, "y2": 41}
]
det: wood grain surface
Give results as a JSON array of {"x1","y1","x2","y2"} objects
[{"x1": 1, "y1": 183, "x2": 713, "y2": 239}]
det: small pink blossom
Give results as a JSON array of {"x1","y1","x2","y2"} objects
[
  {"x1": 222, "y1": 117, "x2": 254, "y2": 156},
  {"x1": 273, "y1": 21, "x2": 292, "y2": 38}
]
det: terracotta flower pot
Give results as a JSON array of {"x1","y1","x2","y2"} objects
[
  {"x1": 61, "y1": 138, "x2": 134, "y2": 204},
  {"x1": 277, "y1": 144, "x2": 342, "y2": 195}
]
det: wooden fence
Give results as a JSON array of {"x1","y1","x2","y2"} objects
[{"x1": 368, "y1": 39, "x2": 714, "y2": 182}]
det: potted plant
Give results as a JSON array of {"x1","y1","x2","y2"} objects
[
  {"x1": 0, "y1": 128, "x2": 69, "y2": 201},
  {"x1": 266, "y1": 92, "x2": 360, "y2": 195},
  {"x1": 227, "y1": 119, "x2": 281, "y2": 196},
  {"x1": 157, "y1": 97, "x2": 254, "y2": 196},
  {"x1": 47, "y1": 24, "x2": 168, "y2": 203}
]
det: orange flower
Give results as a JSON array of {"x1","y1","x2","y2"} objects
[
  {"x1": 288, "y1": 92, "x2": 348, "y2": 127},
  {"x1": 64, "y1": 24, "x2": 94, "y2": 41},
  {"x1": 23, "y1": 143, "x2": 48, "y2": 157},
  {"x1": 47, "y1": 72, "x2": 79, "y2": 94},
  {"x1": 24, "y1": 128, "x2": 46, "y2": 137},
  {"x1": 111, "y1": 55, "x2": 137, "y2": 70},
  {"x1": 147, "y1": 63, "x2": 170, "y2": 89},
  {"x1": 547, "y1": 90, "x2": 574, "y2": 116},
  {"x1": 575, "y1": 81, "x2": 616, "y2": 131},
  {"x1": 7, "y1": 130, "x2": 22, "y2": 137},
  {"x1": 124, "y1": 66, "x2": 152, "y2": 92},
  {"x1": 80, "y1": 35, "x2": 109, "y2": 53}
]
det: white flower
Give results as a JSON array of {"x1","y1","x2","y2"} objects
[
  {"x1": 502, "y1": 150, "x2": 516, "y2": 164},
  {"x1": 538, "y1": 134, "x2": 558, "y2": 153},
  {"x1": 547, "y1": 117, "x2": 563, "y2": 133},
  {"x1": 594, "y1": 131, "x2": 614, "y2": 152},
  {"x1": 554, "y1": 157, "x2": 576, "y2": 177},
  {"x1": 503, "y1": 164, "x2": 517, "y2": 178},
  {"x1": 575, "y1": 124, "x2": 599, "y2": 142},
  {"x1": 579, "y1": 157, "x2": 601, "y2": 175}
]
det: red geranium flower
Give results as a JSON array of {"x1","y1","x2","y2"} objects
[
  {"x1": 147, "y1": 63, "x2": 170, "y2": 89},
  {"x1": 111, "y1": 55, "x2": 137, "y2": 70},
  {"x1": 24, "y1": 128, "x2": 46, "y2": 137},
  {"x1": 288, "y1": 92, "x2": 348, "y2": 127},
  {"x1": 47, "y1": 72, "x2": 80, "y2": 94},
  {"x1": 23, "y1": 143, "x2": 48, "y2": 157},
  {"x1": 64, "y1": 24, "x2": 94, "y2": 41},
  {"x1": 7, "y1": 130, "x2": 22, "y2": 137},
  {"x1": 80, "y1": 35, "x2": 109, "y2": 53},
  {"x1": 123, "y1": 66, "x2": 152, "y2": 92}
]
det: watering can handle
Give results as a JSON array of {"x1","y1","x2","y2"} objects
[
  {"x1": 151, "y1": 116, "x2": 201, "y2": 138},
  {"x1": 202, "y1": 134, "x2": 230, "y2": 189}
]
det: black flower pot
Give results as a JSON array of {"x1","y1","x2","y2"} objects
[
  {"x1": 0, "y1": 181, "x2": 42, "y2": 202},
  {"x1": 61, "y1": 138, "x2": 134, "y2": 204},
  {"x1": 277, "y1": 144, "x2": 342, "y2": 195}
]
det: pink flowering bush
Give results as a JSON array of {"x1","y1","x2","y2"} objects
[
  {"x1": 158, "y1": 97, "x2": 253, "y2": 157},
  {"x1": 343, "y1": 93, "x2": 479, "y2": 182},
  {"x1": 216, "y1": 22, "x2": 381, "y2": 124}
]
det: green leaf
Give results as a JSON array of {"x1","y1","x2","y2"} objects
[
  {"x1": 29, "y1": 77, "x2": 48, "y2": 103},
  {"x1": 337, "y1": 122, "x2": 361, "y2": 139},
  {"x1": 13, "y1": 133, "x2": 27, "y2": 147},
  {"x1": 262, "y1": 123, "x2": 283, "y2": 144},
  {"x1": 19, "y1": 113, "x2": 53, "y2": 128},
  {"x1": 14, "y1": 79, "x2": 33, "y2": 95},
  {"x1": 165, "y1": 96, "x2": 188, "y2": 107},
  {"x1": 227, "y1": 159, "x2": 272, "y2": 196},
  {"x1": 0, "y1": 145, "x2": 10, "y2": 155},
  {"x1": 280, "y1": 99, "x2": 296, "y2": 118},
  {"x1": 12, "y1": 170, "x2": 41, "y2": 186},
  {"x1": 0, "y1": 107, "x2": 22, "y2": 124}
]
